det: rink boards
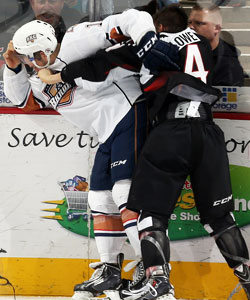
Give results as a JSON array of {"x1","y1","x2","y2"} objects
[{"x1": 0, "y1": 107, "x2": 250, "y2": 300}]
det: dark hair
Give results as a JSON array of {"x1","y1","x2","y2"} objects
[
  {"x1": 154, "y1": 4, "x2": 188, "y2": 33},
  {"x1": 135, "y1": 0, "x2": 157, "y2": 16}
]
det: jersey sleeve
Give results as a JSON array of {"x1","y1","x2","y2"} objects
[
  {"x1": 102, "y1": 9, "x2": 156, "y2": 44},
  {"x1": 3, "y1": 65, "x2": 45, "y2": 112},
  {"x1": 60, "y1": 43, "x2": 142, "y2": 84}
]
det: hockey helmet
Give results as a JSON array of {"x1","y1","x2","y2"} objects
[{"x1": 13, "y1": 20, "x2": 57, "y2": 68}]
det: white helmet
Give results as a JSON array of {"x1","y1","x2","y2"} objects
[{"x1": 13, "y1": 20, "x2": 57, "y2": 68}]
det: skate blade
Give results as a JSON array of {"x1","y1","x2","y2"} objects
[
  {"x1": 120, "y1": 290, "x2": 148, "y2": 300},
  {"x1": 122, "y1": 294, "x2": 143, "y2": 300},
  {"x1": 157, "y1": 293, "x2": 176, "y2": 300},
  {"x1": 72, "y1": 290, "x2": 120, "y2": 300},
  {"x1": 72, "y1": 291, "x2": 94, "y2": 300},
  {"x1": 104, "y1": 290, "x2": 122, "y2": 300}
]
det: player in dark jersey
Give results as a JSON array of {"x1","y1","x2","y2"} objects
[
  {"x1": 125, "y1": 5, "x2": 250, "y2": 300},
  {"x1": 37, "y1": 5, "x2": 250, "y2": 299}
]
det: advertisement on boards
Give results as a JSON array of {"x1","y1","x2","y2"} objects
[
  {"x1": 212, "y1": 86, "x2": 250, "y2": 113},
  {"x1": 1, "y1": 112, "x2": 250, "y2": 299}
]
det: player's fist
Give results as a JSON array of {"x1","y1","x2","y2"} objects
[
  {"x1": 144, "y1": 39, "x2": 180, "y2": 72},
  {"x1": 136, "y1": 31, "x2": 158, "y2": 59},
  {"x1": 3, "y1": 41, "x2": 21, "y2": 69},
  {"x1": 38, "y1": 68, "x2": 62, "y2": 84},
  {"x1": 136, "y1": 31, "x2": 180, "y2": 72}
]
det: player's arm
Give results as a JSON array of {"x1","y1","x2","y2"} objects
[
  {"x1": 3, "y1": 41, "x2": 45, "y2": 111},
  {"x1": 3, "y1": 41, "x2": 22, "y2": 70},
  {"x1": 103, "y1": 9, "x2": 156, "y2": 45},
  {"x1": 103, "y1": 9, "x2": 180, "y2": 73},
  {"x1": 38, "y1": 69, "x2": 62, "y2": 85},
  {"x1": 38, "y1": 44, "x2": 141, "y2": 85},
  {"x1": 37, "y1": 55, "x2": 110, "y2": 85}
]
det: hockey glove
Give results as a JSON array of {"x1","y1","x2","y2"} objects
[{"x1": 136, "y1": 31, "x2": 180, "y2": 72}]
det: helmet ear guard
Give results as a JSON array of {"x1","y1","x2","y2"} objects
[{"x1": 13, "y1": 20, "x2": 57, "y2": 68}]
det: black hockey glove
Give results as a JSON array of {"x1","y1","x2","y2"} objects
[{"x1": 136, "y1": 31, "x2": 180, "y2": 72}]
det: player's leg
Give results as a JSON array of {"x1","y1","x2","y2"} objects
[
  {"x1": 73, "y1": 146, "x2": 127, "y2": 300},
  {"x1": 112, "y1": 179, "x2": 147, "y2": 294},
  {"x1": 88, "y1": 190, "x2": 127, "y2": 263},
  {"x1": 89, "y1": 143, "x2": 128, "y2": 264},
  {"x1": 110, "y1": 101, "x2": 148, "y2": 293},
  {"x1": 73, "y1": 100, "x2": 148, "y2": 300},
  {"x1": 192, "y1": 122, "x2": 250, "y2": 299},
  {"x1": 134, "y1": 211, "x2": 175, "y2": 300},
  {"x1": 200, "y1": 211, "x2": 250, "y2": 299},
  {"x1": 112, "y1": 180, "x2": 141, "y2": 259},
  {"x1": 123, "y1": 120, "x2": 191, "y2": 300},
  {"x1": 203, "y1": 213, "x2": 250, "y2": 299}
]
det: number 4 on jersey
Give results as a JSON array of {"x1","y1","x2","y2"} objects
[{"x1": 184, "y1": 44, "x2": 208, "y2": 83}]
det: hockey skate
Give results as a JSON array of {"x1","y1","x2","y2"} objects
[
  {"x1": 234, "y1": 264, "x2": 250, "y2": 299},
  {"x1": 120, "y1": 260, "x2": 148, "y2": 300},
  {"x1": 72, "y1": 254, "x2": 124, "y2": 300},
  {"x1": 121, "y1": 265, "x2": 175, "y2": 300}
]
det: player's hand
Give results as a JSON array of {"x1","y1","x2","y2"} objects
[
  {"x1": 143, "y1": 39, "x2": 180, "y2": 72},
  {"x1": 136, "y1": 31, "x2": 180, "y2": 72},
  {"x1": 38, "y1": 68, "x2": 62, "y2": 84},
  {"x1": 3, "y1": 41, "x2": 21, "y2": 69}
]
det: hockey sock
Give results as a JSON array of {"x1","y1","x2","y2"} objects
[
  {"x1": 88, "y1": 190, "x2": 127, "y2": 263},
  {"x1": 92, "y1": 213, "x2": 127, "y2": 263},
  {"x1": 112, "y1": 179, "x2": 141, "y2": 258}
]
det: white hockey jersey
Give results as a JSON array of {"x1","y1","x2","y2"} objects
[{"x1": 4, "y1": 9, "x2": 155, "y2": 143}]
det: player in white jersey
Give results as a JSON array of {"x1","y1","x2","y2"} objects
[{"x1": 2, "y1": 9, "x2": 160, "y2": 300}]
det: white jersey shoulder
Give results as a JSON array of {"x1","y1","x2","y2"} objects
[
  {"x1": 159, "y1": 28, "x2": 200, "y2": 50},
  {"x1": 58, "y1": 21, "x2": 111, "y2": 64}
]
